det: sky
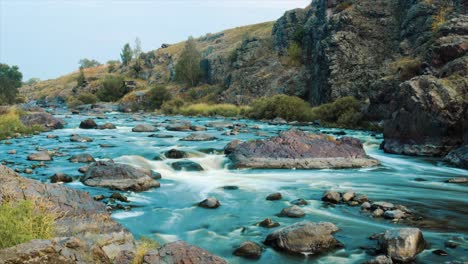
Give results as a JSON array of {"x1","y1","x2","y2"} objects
[{"x1": 0, "y1": 0, "x2": 310, "y2": 80}]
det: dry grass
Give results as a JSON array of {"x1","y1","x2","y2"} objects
[{"x1": 132, "y1": 237, "x2": 159, "y2": 264}]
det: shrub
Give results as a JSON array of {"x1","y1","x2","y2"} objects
[
  {"x1": 161, "y1": 99, "x2": 185, "y2": 114},
  {"x1": 107, "y1": 60, "x2": 119, "y2": 73},
  {"x1": 308, "y1": 96, "x2": 363, "y2": 127},
  {"x1": 389, "y1": 57, "x2": 422, "y2": 81},
  {"x1": 97, "y1": 75, "x2": 127, "y2": 102},
  {"x1": 66, "y1": 97, "x2": 83, "y2": 109},
  {"x1": 0, "y1": 108, "x2": 43, "y2": 139},
  {"x1": 178, "y1": 103, "x2": 243, "y2": 117},
  {"x1": 77, "y1": 93, "x2": 98, "y2": 105},
  {"x1": 286, "y1": 42, "x2": 302, "y2": 66},
  {"x1": 78, "y1": 58, "x2": 101, "y2": 69},
  {"x1": 133, "y1": 236, "x2": 159, "y2": 264},
  {"x1": 0, "y1": 199, "x2": 56, "y2": 249},
  {"x1": 247, "y1": 94, "x2": 311, "y2": 121},
  {"x1": 145, "y1": 85, "x2": 172, "y2": 110},
  {"x1": 77, "y1": 67, "x2": 86, "y2": 87}
]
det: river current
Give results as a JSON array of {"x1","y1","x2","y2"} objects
[{"x1": 1, "y1": 112, "x2": 467, "y2": 263}]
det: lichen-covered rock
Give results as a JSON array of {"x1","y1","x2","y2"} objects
[
  {"x1": 142, "y1": 241, "x2": 227, "y2": 264},
  {"x1": 81, "y1": 160, "x2": 160, "y2": 191},
  {"x1": 227, "y1": 129, "x2": 379, "y2": 169},
  {"x1": 264, "y1": 221, "x2": 342, "y2": 255}
]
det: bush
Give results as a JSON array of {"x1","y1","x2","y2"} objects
[
  {"x1": 286, "y1": 42, "x2": 302, "y2": 66},
  {"x1": 0, "y1": 108, "x2": 43, "y2": 140},
  {"x1": 77, "y1": 93, "x2": 98, "y2": 105},
  {"x1": 66, "y1": 97, "x2": 83, "y2": 109},
  {"x1": 145, "y1": 85, "x2": 172, "y2": 110},
  {"x1": 161, "y1": 99, "x2": 185, "y2": 115},
  {"x1": 389, "y1": 57, "x2": 422, "y2": 81},
  {"x1": 0, "y1": 199, "x2": 56, "y2": 249},
  {"x1": 178, "y1": 103, "x2": 245, "y2": 117},
  {"x1": 97, "y1": 75, "x2": 127, "y2": 102},
  {"x1": 247, "y1": 95, "x2": 311, "y2": 121},
  {"x1": 308, "y1": 96, "x2": 363, "y2": 127},
  {"x1": 133, "y1": 237, "x2": 159, "y2": 264}
]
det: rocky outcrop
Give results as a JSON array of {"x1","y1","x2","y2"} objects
[
  {"x1": 444, "y1": 145, "x2": 468, "y2": 169},
  {"x1": 142, "y1": 241, "x2": 227, "y2": 264},
  {"x1": 227, "y1": 129, "x2": 379, "y2": 169},
  {"x1": 20, "y1": 112, "x2": 65, "y2": 131},
  {"x1": 0, "y1": 165, "x2": 135, "y2": 262},
  {"x1": 81, "y1": 160, "x2": 160, "y2": 191},
  {"x1": 264, "y1": 221, "x2": 342, "y2": 255}
]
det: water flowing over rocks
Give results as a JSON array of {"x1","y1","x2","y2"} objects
[
  {"x1": 171, "y1": 160, "x2": 204, "y2": 171},
  {"x1": 264, "y1": 221, "x2": 342, "y2": 256},
  {"x1": 70, "y1": 134, "x2": 93, "y2": 142},
  {"x1": 227, "y1": 129, "x2": 379, "y2": 169},
  {"x1": 81, "y1": 160, "x2": 160, "y2": 191}
]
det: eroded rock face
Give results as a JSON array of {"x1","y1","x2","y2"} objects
[
  {"x1": 0, "y1": 165, "x2": 135, "y2": 262},
  {"x1": 227, "y1": 129, "x2": 379, "y2": 169},
  {"x1": 20, "y1": 112, "x2": 65, "y2": 131},
  {"x1": 81, "y1": 160, "x2": 160, "y2": 191},
  {"x1": 142, "y1": 241, "x2": 227, "y2": 264},
  {"x1": 264, "y1": 221, "x2": 342, "y2": 255},
  {"x1": 378, "y1": 228, "x2": 425, "y2": 263}
]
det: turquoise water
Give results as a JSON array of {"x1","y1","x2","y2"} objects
[{"x1": 1, "y1": 112, "x2": 467, "y2": 263}]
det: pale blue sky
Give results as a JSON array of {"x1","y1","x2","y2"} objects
[{"x1": 0, "y1": 0, "x2": 310, "y2": 80}]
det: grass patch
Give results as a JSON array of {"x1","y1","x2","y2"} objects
[
  {"x1": 175, "y1": 103, "x2": 249, "y2": 117},
  {"x1": 247, "y1": 94, "x2": 311, "y2": 121},
  {"x1": 0, "y1": 199, "x2": 56, "y2": 249},
  {"x1": 0, "y1": 107, "x2": 43, "y2": 140},
  {"x1": 133, "y1": 236, "x2": 159, "y2": 264}
]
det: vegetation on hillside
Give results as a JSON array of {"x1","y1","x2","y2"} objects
[
  {"x1": 0, "y1": 63, "x2": 23, "y2": 105},
  {"x1": 97, "y1": 75, "x2": 128, "y2": 102},
  {"x1": 0, "y1": 107, "x2": 43, "y2": 140},
  {"x1": 121, "y1": 43, "x2": 133, "y2": 66},
  {"x1": 145, "y1": 85, "x2": 172, "y2": 110},
  {"x1": 175, "y1": 37, "x2": 203, "y2": 87},
  {"x1": 0, "y1": 199, "x2": 56, "y2": 249},
  {"x1": 79, "y1": 58, "x2": 101, "y2": 68}
]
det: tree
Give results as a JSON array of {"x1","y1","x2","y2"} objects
[
  {"x1": 77, "y1": 67, "x2": 86, "y2": 87},
  {"x1": 0, "y1": 63, "x2": 23, "y2": 105},
  {"x1": 121, "y1": 43, "x2": 133, "y2": 66},
  {"x1": 175, "y1": 37, "x2": 202, "y2": 87},
  {"x1": 96, "y1": 75, "x2": 127, "y2": 102},
  {"x1": 134, "y1": 37, "x2": 142, "y2": 59},
  {"x1": 146, "y1": 85, "x2": 172, "y2": 110},
  {"x1": 79, "y1": 58, "x2": 101, "y2": 68}
]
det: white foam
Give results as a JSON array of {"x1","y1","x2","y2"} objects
[{"x1": 112, "y1": 211, "x2": 144, "y2": 219}]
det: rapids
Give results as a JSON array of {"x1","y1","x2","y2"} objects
[{"x1": 1, "y1": 112, "x2": 466, "y2": 263}]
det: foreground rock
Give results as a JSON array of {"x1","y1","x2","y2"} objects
[
  {"x1": 264, "y1": 221, "x2": 342, "y2": 255},
  {"x1": 27, "y1": 151, "x2": 52, "y2": 161},
  {"x1": 0, "y1": 165, "x2": 135, "y2": 262},
  {"x1": 81, "y1": 160, "x2": 160, "y2": 191},
  {"x1": 142, "y1": 241, "x2": 227, "y2": 264},
  {"x1": 20, "y1": 112, "x2": 65, "y2": 131},
  {"x1": 79, "y1": 118, "x2": 98, "y2": 129},
  {"x1": 233, "y1": 241, "x2": 262, "y2": 259},
  {"x1": 227, "y1": 129, "x2": 379, "y2": 169},
  {"x1": 181, "y1": 133, "x2": 217, "y2": 141},
  {"x1": 132, "y1": 124, "x2": 158, "y2": 132},
  {"x1": 377, "y1": 228, "x2": 425, "y2": 263}
]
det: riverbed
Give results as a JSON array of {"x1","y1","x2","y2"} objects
[{"x1": 1, "y1": 111, "x2": 467, "y2": 263}]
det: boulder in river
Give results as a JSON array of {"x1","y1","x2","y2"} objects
[
  {"x1": 50, "y1": 173, "x2": 73, "y2": 183},
  {"x1": 266, "y1": 192, "x2": 282, "y2": 201},
  {"x1": 224, "y1": 140, "x2": 242, "y2": 155},
  {"x1": 198, "y1": 197, "x2": 220, "y2": 209},
  {"x1": 166, "y1": 121, "x2": 191, "y2": 131},
  {"x1": 445, "y1": 177, "x2": 468, "y2": 184},
  {"x1": 142, "y1": 241, "x2": 227, "y2": 264},
  {"x1": 279, "y1": 205, "x2": 305, "y2": 218},
  {"x1": 181, "y1": 133, "x2": 217, "y2": 141},
  {"x1": 264, "y1": 221, "x2": 342, "y2": 255},
  {"x1": 69, "y1": 153, "x2": 95, "y2": 163},
  {"x1": 132, "y1": 124, "x2": 158, "y2": 132},
  {"x1": 171, "y1": 160, "x2": 204, "y2": 171},
  {"x1": 322, "y1": 190, "x2": 341, "y2": 204},
  {"x1": 79, "y1": 119, "x2": 98, "y2": 129},
  {"x1": 20, "y1": 112, "x2": 65, "y2": 131},
  {"x1": 27, "y1": 151, "x2": 52, "y2": 161},
  {"x1": 70, "y1": 134, "x2": 93, "y2": 142},
  {"x1": 378, "y1": 228, "x2": 425, "y2": 263},
  {"x1": 258, "y1": 218, "x2": 280, "y2": 228},
  {"x1": 81, "y1": 160, "x2": 160, "y2": 192},
  {"x1": 227, "y1": 129, "x2": 379, "y2": 169},
  {"x1": 444, "y1": 145, "x2": 468, "y2": 169},
  {"x1": 365, "y1": 255, "x2": 394, "y2": 264},
  {"x1": 164, "y1": 149, "x2": 188, "y2": 159},
  {"x1": 233, "y1": 241, "x2": 262, "y2": 259},
  {"x1": 98, "y1": 123, "x2": 117, "y2": 130}
]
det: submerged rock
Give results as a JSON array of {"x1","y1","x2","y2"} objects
[
  {"x1": 264, "y1": 221, "x2": 342, "y2": 255},
  {"x1": 69, "y1": 153, "x2": 95, "y2": 163},
  {"x1": 70, "y1": 134, "x2": 93, "y2": 142},
  {"x1": 98, "y1": 123, "x2": 117, "y2": 130},
  {"x1": 171, "y1": 160, "x2": 204, "y2": 171},
  {"x1": 142, "y1": 241, "x2": 227, "y2": 264},
  {"x1": 227, "y1": 129, "x2": 379, "y2": 169},
  {"x1": 198, "y1": 197, "x2": 220, "y2": 209},
  {"x1": 132, "y1": 124, "x2": 158, "y2": 132},
  {"x1": 378, "y1": 228, "x2": 425, "y2": 263},
  {"x1": 233, "y1": 241, "x2": 262, "y2": 259},
  {"x1": 279, "y1": 205, "x2": 305, "y2": 218},
  {"x1": 258, "y1": 218, "x2": 280, "y2": 228},
  {"x1": 27, "y1": 151, "x2": 52, "y2": 161},
  {"x1": 79, "y1": 119, "x2": 98, "y2": 129},
  {"x1": 164, "y1": 149, "x2": 188, "y2": 159},
  {"x1": 81, "y1": 160, "x2": 160, "y2": 192},
  {"x1": 291, "y1": 198, "x2": 308, "y2": 206},
  {"x1": 266, "y1": 192, "x2": 282, "y2": 201},
  {"x1": 181, "y1": 133, "x2": 217, "y2": 141}
]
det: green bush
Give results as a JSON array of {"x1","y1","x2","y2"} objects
[
  {"x1": 309, "y1": 96, "x2": 363, "y2": 127},
  {"x1": 0, "y1": 108, "x2": 43, "y2": 140},
  {"x1": 77, "y1": 93, "x2": 98, "y2": 105},
  {"x1": 161, "y1": 99, "x2": 185, "y2": 115},
  {"x1": 0, "y1": 199, "x2": 56, "y2": 249},
  {"x1": 97, "y1": 75, "x2": 127, "y2": 102},
  {"x1": 178, "y1": 103, "x2": 244, "y2": 117},
  {"x1": 247, "y1": 95, "x2": 311, "y2": 121},
  {"x1": 145, "y1": 85, "x2": 172, "y2": 110}
]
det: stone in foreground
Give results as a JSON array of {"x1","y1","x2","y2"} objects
[
  {"x1": 264, "y1": 221, "x2": 342, "y2": 255},
  {"x1": 227, "y1": 129, "x2": 379, "y2": 169},
  {"x1": 378, "y1": 228, "x2": 425, "y2": 263},
  {"x1": 81, "y1": 160, "x2": 160, "y2": 191},
  {"x1": 143, "y1": 241, "x2": 227, "y2": 264}
]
